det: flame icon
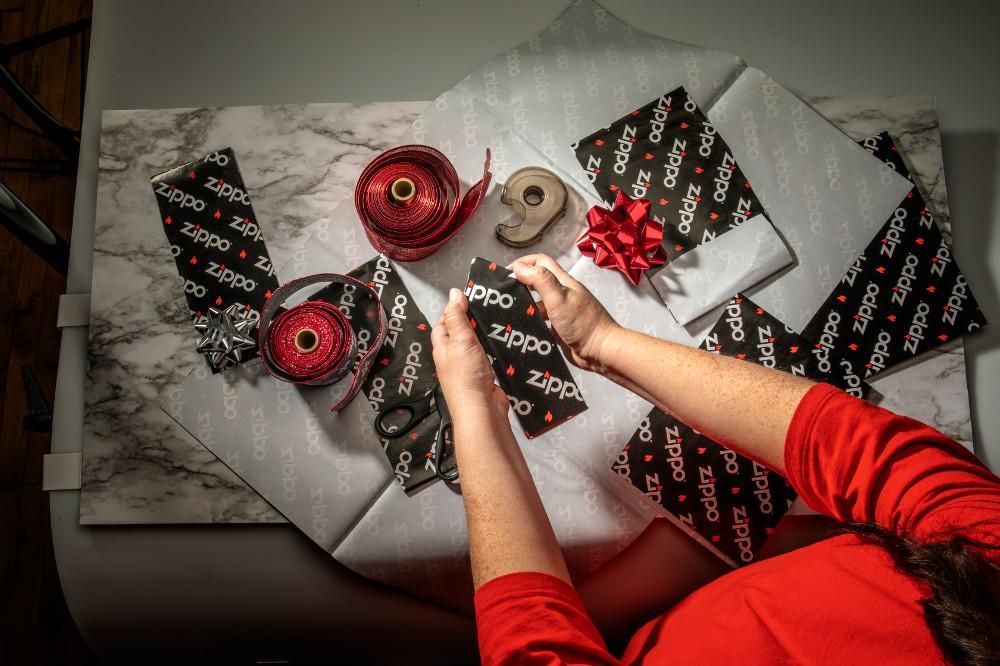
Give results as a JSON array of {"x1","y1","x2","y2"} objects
[
  {"x1": 189, "y1": 256, "x2": 197, "y2": 265},
  {"x1": 544, "y1": 411, "x2": 553, "y2": 423},
  {"x1": 264, "y1": 290, "x2": 272, "y2": 299},
  {"x1": 239, "y1": 249, "x2": 247, "y2": 259},
  {"x1": 379, "y1": 358, "x2": 390, "y2": 366},
  {"x1": 680, "y1": 122, "x2": 689, "y2": 129},
  {"x1": 543, "y1": 370, "x2": 550, "y2": 379},
  {"x1": 694, "y1": 166, "x2": 704, "y2": 174},
  {"x1": 467, "y1": 280, "x2": 474, "y2": 288},
  {"x1": 488, "y1": 262, "x2": 497, "y2": 271},
  {"x1": 469, "y1": 318, "x2": 477, "y2": 329},
  {"x1": 164, "y1": 216, "x2": 172, "y2": 225},
  {"x1": 644, "y1": 153, "x2": 654, "y2": 160},
  {"x1": 643, "y1": 454, "x2": 653, "y2": 462},
  {"x1": 790, "y1": 346, "x2": 799, "y2": 353},
  {"x1": 709, "y1": 212, "x2": 719, "y2": 220},
  {"x1": 215, "y1": 296, "x2": 223, "y2": 306},
  {"x1": 506, "y1": 365, "x2": 514, "y2": 376},
  {"x1": 505, "y1": 324, "x2": 512, "y2": 333},
  {"x1": 187, "y1": 170, "x2": 196, "y2": 179},
  {"x1": 213, "y1": 210, "x2": 221, "y2": 219},
  {"x1": 594, "y1": 139, "x2": 605, "y2": 146},
  {"x1": 659, "y1": 198, "x2": 668, "y2": 205},
  {"x1": 526, "y1": 304, "x2": 535, "y2": 316},
  {"x1": 609, "y1": 184, "x2": 618, "y2": 191},
  {"x1": 417, "y1": 323, "x2": 427, "y2": 330}
]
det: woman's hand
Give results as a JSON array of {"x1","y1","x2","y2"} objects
[
  {"x1": 431, "y1": 288, "x2": 508, "y2": 418},
  {"x1": 509, "y1": 254, "x2": 619, "y2": 373}
]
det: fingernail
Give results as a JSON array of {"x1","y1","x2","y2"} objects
[{"x1": 449, "y1": 288, "x2": 461, "y2": 302}]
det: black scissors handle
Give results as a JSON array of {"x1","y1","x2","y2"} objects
[
  {"x1": 373, "y1": 389, "x2": 435, "y2": 439},
  {"x1": 432, "y1": 385, "x2": 459, "y2": 482}
]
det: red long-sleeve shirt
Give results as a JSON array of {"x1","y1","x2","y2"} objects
[{"x1": 475, "y1": 383, "x2": 1000, "y2": 664}]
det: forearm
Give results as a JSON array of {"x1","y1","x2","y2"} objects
[
  {"x1": 453, "y1": 403, "x2": 571, "y2": 590},
  {"x1": 597, "y1": 326, "x2": 813, "y2": 473}
]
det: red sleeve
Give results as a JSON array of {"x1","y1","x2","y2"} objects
[
  {"x1": 474, "y1": 571, "x2": 620, "y2": 666},
  {"x1": 784, "y1": 383, "x2": 1000, "y2": 560}
]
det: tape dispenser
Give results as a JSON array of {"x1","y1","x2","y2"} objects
[{"x1": 496, "y1": 166, "x2": 568, "y2": 247}]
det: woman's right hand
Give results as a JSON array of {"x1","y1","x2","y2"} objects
[{"x1": 509, "y1": 254, "x2": 619, "y2": 374}]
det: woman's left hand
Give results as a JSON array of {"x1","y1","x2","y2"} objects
[{"x1": 431, "y1": 288, "x2": 508, "y2": 418}]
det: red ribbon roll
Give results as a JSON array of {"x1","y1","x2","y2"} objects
[
  {"x1": 259, "y1": 274, "x2": 387, "y2": 412},
  {"x1": 355, "y1": 145, "x2": 492, "y2": 261}
]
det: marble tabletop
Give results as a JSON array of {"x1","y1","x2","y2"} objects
[{"x1": 81, "y1": 95, "x2": 973, "y2": 524}]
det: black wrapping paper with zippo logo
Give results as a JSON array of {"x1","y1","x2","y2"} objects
[
  {"x1": 615, "y1": 295, "x2": 867, "y2": 566},
  {"x1": 151, "y1": 148, "x2": 280, "y2": 368},
  {"x1": 573, "y1": 86, "x2": 766, "y2": 263},
  {"x1": 800, "y1": 132, "x2": 987, "y2": 379},
  {"x1": 306, "y1": 255, "x2": 444, "y2": 495},
  {"x1": 464, "y1": 257, "x2": 587, "y2": 438}
]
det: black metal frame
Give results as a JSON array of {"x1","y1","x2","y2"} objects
[{"x1": 0, "y1": 17, "x2": 91, "y2": 172}]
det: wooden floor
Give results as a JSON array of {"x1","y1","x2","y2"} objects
[{"x1": 0, "y1": 0, "x2": 99, "y2": 663}]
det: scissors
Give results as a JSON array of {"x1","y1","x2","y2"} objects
[{"x1": 374, "y1": 384, "x2": 458, "y2": 483}]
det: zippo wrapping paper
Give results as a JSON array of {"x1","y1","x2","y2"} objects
[
  {"x1": 574, "y1": 86, "x2": 793, "y2": 324},
  {"x1": 616, "y1": 294, "x2": 866, "y2": 566},
  {"x1": 800, "y1": 133, "x2": 987, "y2": 378},
  {"x1": 168, "y1": 255, "x2": 448, "y2": 536},
  {"x1": 465, "y1": 257, "x2": 588, "y2": 437},
  {"x1": 164, "y1": 0, "x2": 914, "y2": 610},
  {"x1": 151, "y1": 147, "x2": 280, "y2": 369}
]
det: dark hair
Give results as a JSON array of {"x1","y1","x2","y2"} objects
[{"x1": 846, "y1": 523, "x2": 1000, "y2": 666}]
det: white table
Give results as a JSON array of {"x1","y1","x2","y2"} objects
[{"x1": 52, "y1": 1, "x2": 1000, "y2": 662}]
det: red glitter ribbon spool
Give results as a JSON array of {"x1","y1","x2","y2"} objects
[
  {"x1": 259, "y1": 274, "x2": 387, "y2": 412},
  {"x1": 355, "y1": 145, "x2": 492, "y2": 261}
]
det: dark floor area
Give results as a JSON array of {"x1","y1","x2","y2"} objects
[{"x1": 1, "y1": 0, "x2": 100, "y2": 663}]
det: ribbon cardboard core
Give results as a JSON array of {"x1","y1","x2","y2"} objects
[
  {"x1": 390, "y1": 177, "x2": 416, "y2": 203},
  {"x1": 294, "y1": 327, "x2": 319, "y2": 353}
]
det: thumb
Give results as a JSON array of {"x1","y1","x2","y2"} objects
[
  {"x1": 511, "y1": 262, "x2": 565, "y2": 309},
  {"x1": 442, "y1": 288, "x2": 476, "y2": 344}
]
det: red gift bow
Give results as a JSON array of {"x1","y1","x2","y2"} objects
[{"x1": 577, "y1": 191, "x2": 667, "y2": 285}]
